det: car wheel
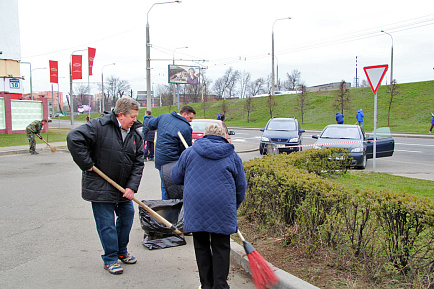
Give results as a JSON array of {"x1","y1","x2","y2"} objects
[
  {"x1": 259, "y1": 144, "x2": 265, "y2": 155},
  {"x1": 357, "y1": 154, "x2": 367, "y2": 170}
]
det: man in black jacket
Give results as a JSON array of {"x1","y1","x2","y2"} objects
[{"x1": 67, "y1": 97, "x2": 144, "y2": 275}]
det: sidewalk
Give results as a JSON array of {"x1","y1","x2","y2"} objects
[{"x1": 0, "y1": 142, "x2": 318, "y2": 289}]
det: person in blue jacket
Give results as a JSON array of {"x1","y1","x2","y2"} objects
[
  {"x1": 430, "y1": 112, "x2": 434, "y2": 133},
  {"x1": 356, "y1": 109, "x2": 364, "y2": 129},
  {"x1": 336, "y1": 112, "x2": 344, "y2": 124},
  {"x1": 171, "y1": 124, "x2": 247, "y2": 289},
  {"x1": 148, "y1": 105, "x2": 196, "y2": 199}
]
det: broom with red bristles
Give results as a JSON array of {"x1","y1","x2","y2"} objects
[
  {"x1": 237, "y1": 229, "x2": 279, "y2": 289},
  {"x1": 177, "y1": 131, "x2": 279, "y2": 289}
]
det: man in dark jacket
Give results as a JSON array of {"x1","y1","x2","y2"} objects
[
  {"x1": 67, "y1": 97, "x2": 144, "y2": 275},
  {"x1": 171, "y1": 124, "x2": 246, "y2": 289},
  {"x1": 148, "y1": 105, "x2": 196, "y2": 199},
  {"x1": 142, "y1": 110, "x2": 156, "y2": 161}
]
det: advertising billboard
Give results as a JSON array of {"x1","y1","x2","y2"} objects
[{"x1": 168, "y1": 65, "x2": 200, "y2": 85}]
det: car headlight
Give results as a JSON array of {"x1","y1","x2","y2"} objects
[
  {"x1": 261, "y1": 136, "x2": 270, "y2": 142},
  {"x1": 289, "y1": 137, "x2": 299, "y2": 142},
  {"x1": 351, "y1": 147, "x2": 363, "y2": 153}
]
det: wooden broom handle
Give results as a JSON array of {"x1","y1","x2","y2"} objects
[
  {"x1": 92, "y1": 166, "x2": 183, "y2": 235},
  {"x1": 178, "y1": 131, "x2": 189, "y2": 149}
]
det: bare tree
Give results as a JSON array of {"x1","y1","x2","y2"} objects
[
  {"x1": 213, "y1": 67, "x2": 239, "y2": 99},
  {"x1": 296, "y1": 83, "x2": 309, "y2": 124},
  {"x1": 201, "y1": 72, "x2": 212, "y2": 118},
  {"x1": 386, "y1": 79, "x2": 399, "y2": 127},
  {"x1": 221, "y1": 100, "x2": 228, "y2": 116},
  {"x1": 266, "y1": 94, "x2": 276, "y2": 118},
  {"x1": 105, "y1": 75, "x2": 131, "y2": 108},
  {"x1": 244, "y1": 95, "x2": 255, "y2": 123},
  {"x1": 213, "y1": 78, "x2": 225, "y2": 99},
  {"x1": 155, "y1": 84, "x2": 172, "y2": 107},
  {"x1": 333, "y1": 80, "x2": 351, "y2": 114},
  {"x1": 360, "y1": 79, "x2": 368, "y2": 87},
  {"x1": 238, "y1": 71, "x2": 251, "y2": 98},
  {"x1": 73, "y1": 84, "x2": 90, "y2": 111},
  {"x1": 247, "y1": 77, "x2": 266, "y2": 97},
  {"x1": 284, "y1": 69, "x2": 301, "y2": 91}
]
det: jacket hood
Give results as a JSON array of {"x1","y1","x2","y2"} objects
[{"x1": 192, "y1": 135, "x2": 234, "y2": 160}]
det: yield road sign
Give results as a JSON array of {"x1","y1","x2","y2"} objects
[{"x1": 363, "y1": 64, "x2": 388, "y2": 94}]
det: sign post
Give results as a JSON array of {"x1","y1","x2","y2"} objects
[{"x1": 363, "y1": 64, "x2": 388, "y2": 172}]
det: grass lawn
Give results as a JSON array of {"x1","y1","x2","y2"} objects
[
  {"x1": 0, "y1": 128, "x2": 70, "y2": 147},
  {"x1": 337, "y1": 171, "x2": 434, "y2": 201}
]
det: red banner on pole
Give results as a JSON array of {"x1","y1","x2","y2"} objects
[
  {"x1": 49, "y1": 60, "x2": 58, "y2": 83},
  {"x1": 72, "y1": 55, "x2": 82, "y2": 80},
  {"x1": 88, "y1": 47, "x2": 96, "y2": 76}
]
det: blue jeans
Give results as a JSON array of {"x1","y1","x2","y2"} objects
[
  {"x1": 92, "y1": 201, "x2": 135, "y2": 265},
  {"x1": 158, "y1": 169, "x2": 168, "y2": 200}
]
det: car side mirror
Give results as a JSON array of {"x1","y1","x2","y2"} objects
[
  {"x1": 299, "y1": 129, "x2": 305, "y2": 133},
  {"x1": 228, "y1": 130, "x2": 235, "y2": 135},
  {"x1": 260, "y1": 128, "x2": 264, "y2": 132},
  {"x1": 312, "y1": 135, "x2": 318, "y2": 139}
]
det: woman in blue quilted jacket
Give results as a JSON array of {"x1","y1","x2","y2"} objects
[{"x1": 171, "y1": 124, "x2": 247, "y2": 289}]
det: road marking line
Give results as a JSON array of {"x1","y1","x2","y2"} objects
[
  {"x1": 395, "y1": 149, "x2": 422, "y2": 153},
  {"x1": 396, "y1": 143, "x2": 434, "y2": 147}
]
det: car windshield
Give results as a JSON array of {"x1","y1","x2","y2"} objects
[
  {"x1": 321, "y1": 127, "x2": 361, "y2": 139},
  {"x1": 192, "y1": 121, "x2": 217, "y2": 132},
  {"x1": 266, "y1": 120, "x2": 296, "y2": 131}
]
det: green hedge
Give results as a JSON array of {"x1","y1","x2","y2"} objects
[{"x1": 241, "y1": 150, "x2": 434, "y2": 285}]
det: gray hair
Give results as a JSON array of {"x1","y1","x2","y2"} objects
[
  {"x1": 204, "y1": 124, "x2": 226, "y2": 138},
  {"x1": 114, "y1": 97, "x2": 140, "y2": 115}
]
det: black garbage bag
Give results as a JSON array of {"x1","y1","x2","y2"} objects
[
  {"x1": 138, "y1": 199, "x2": 186, "y2": 250},
  {"x1": 161, "y1": 162, "x2": 184, "y2": 199}
]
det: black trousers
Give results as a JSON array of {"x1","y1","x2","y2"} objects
[{"x1": 193, "y1": 232, "x2": 230, "y2": 289}]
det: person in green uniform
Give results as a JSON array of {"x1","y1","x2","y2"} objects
[{"x1": 25, "y1": 119, "x2": 47, "y2": 155}]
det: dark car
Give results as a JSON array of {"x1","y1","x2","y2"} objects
[
  {"x1": 312, "y1": 124, "x2": 394, "y2": 169},
  {"x1": 259, "y1": 117, "x2": 305, "y2": 155}
]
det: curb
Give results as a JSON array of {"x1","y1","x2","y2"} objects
[{"x1": 230, "y1": 239, "x2": 319, "y2": 289}]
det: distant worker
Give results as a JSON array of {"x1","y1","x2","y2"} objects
[
  {"x1": 142, "y1": 110, "x2": 156, "y2": 161},
  {"x1": 217, "y1": 113, "x2": 221, "y2": 120},
  {"x1": 430, "y1": 112, "x2": 434, "y2": 133},
  {"x1": 336, "y1": 112, "x2": 344, "y2": 124},
  {"x1": 25, "y1": 119, "x2": 48, "y2": 155},
  {"x1": 220, "y1": 113, "x2": 225, "y2": 121},
  {"x1": 356, "y1": 109, "x2": 364, "y2": 129}
]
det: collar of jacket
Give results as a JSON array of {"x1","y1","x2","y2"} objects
[
  {"x1": 171, "y1": 111, "x2": 191, "y2": 125},
  {"x1": 100, "y1": 111, "x2": 142, "y2": 131}
]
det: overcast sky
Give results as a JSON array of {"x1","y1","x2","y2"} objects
[{"x1": 16, "y1": 0, "x2": 434, "y2": 96}]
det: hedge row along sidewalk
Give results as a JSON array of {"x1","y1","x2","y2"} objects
[{"x1": 240, "y1": 149, "x2": 434, "y2": 288}]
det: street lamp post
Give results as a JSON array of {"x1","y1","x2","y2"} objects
[
  {"x1": 146, "y1": 1, "x2": 181, "y2": 112},
  {"x1": 69, "y1": 49, "x2": 87, "y2": 126},
  {"x1": 172, "y1": 46, "x2": 188, "y2": 105},
  {"x1": 272, "y1": 17, "x2": 291, "y2": 97},
  {"x1": 21, "y1": 62, "x2": 47, "y2": 101},
  {"x1": 101, "y1": 63, "x2": 115, "y2": 113},
  {"x1": 381, "y1": 30, "x2": 394, "y2": 84}
]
